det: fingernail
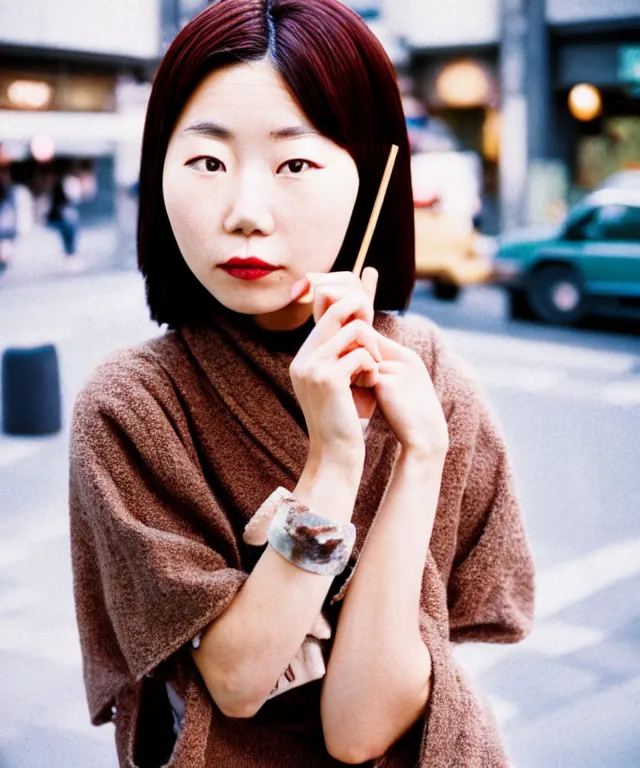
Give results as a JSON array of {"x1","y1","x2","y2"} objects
[{"x1": 290, "y1": 278, "x2": 307, "y2": 300}]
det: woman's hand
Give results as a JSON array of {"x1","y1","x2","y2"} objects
[
  {"x1": 289, "y1": 276, "x2": 381, "y2": 468},
  {"x1": 291, "y1": 268, "x2": 380, "y2": 410},
  {"x1": 373, "y1": 334, "x2": 449, "y2": 462},
  {"x1": 292, "y1": 267, "x2": 380, "y2": 407},
  {"x1": 291, "y1": 268, "x2": 448, "y2": 462},
  {"x1": 291, "y1": 267, "x2": 378, "y2": 328}
]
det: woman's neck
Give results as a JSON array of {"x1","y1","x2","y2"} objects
[{"x1": 251, "y1": 301, "x2": 314, "y2": 332}]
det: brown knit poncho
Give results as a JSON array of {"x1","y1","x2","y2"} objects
[{"x1": 69, "y1": 309, "x2": 534, "y2": 767}]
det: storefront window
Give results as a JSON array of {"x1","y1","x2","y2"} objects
[
  {"x1": 0, "y1": 70, "x2": 116, "y2": 112},
  {"x1": 576, "y1": 116, "x2": 640, "y2": 189}
]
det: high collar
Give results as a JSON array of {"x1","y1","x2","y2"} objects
[{"x1": 234, "y1": 313, "x2": 317, "y2": 355}]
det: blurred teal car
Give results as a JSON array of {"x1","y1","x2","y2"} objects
[{"x1": 494, "y1": 189, "x2": 640, "y2": 325}]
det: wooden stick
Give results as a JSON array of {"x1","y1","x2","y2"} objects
[
  {"x1": 352, "y1": 143, "x2": 399, "y2": 279},
  {"x1": 297, "y1": 143, "x2": 399, "y2": 304}
]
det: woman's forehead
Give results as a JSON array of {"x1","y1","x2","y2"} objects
[{"x1": 176, "y1": 61, "x2": 310, "y2": 132}]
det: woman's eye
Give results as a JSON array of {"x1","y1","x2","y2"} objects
[
  {"x1": 278, "y1": 159, "x2": 314, "y2": 175},
  {"x1": 187, "y1": 157, "x2": 225, "y2": 173}
]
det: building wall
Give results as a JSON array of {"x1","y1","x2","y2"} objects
[
  {"x1": 557, "y1": 41, "x2": 637, "y2": 88},
  {"x1": 374, "y1": 0, "x2": 639, "y2": 51},
  {"x1": 0, "y1": 1, "x2": 161, "y2": 228},
  {"x1": 382, "y1": 0, "x2": 500, "y2": 48},
  {"x1": 547, "y1": 0, "x2": 640, "y2": 25},
  {"x1": 0, "y1": 0, "x2": 160, "y2": 59}
]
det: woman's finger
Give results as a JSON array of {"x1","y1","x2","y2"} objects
[
  {"x1": 292, "y1": 271, "x2": 376, "y2": 324},
  {"x1": 317, "y1": 318, "x2": 382, "y2": 364},
  {"x1": 290, "y1": 276, "x2": 311, "y2": 302},
  {"x1": 352, "y1": 368, "x2": 378, "y2": 388},
  {"x1": 360, "y1": 267, "x2": 379, "y2": 306},
  {"x1": 310, "y1": 270, "x2": 377, "y2": 325},
  {"x1": 305, "y1": 271, "x2": 364, "y2": 289},
  {"x1": 305, "y1": 294, "x2": 376, "y2": 349},
  {"x1": 332, "y1": 347, "x2": 380, "y2": 386},
  {"x1": 313, "y1": 285, "x2": 373, "y2": 326},
  {"x1": 375, "y1": 332, "x2": 419, "y2": 363}
]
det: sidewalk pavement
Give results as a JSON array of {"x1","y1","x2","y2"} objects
[
  {"x1": 0, "y1": 219, "x2": 136, "y2": 289},
  {"x1": 0, "y1": 269, "x2": 158, "y2": 768},
  {"x1": 3, "y1": 264, "x2": 639, "y2": 767}
]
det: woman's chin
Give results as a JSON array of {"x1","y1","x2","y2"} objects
[
  {"x1": 212, "y1": 293, "x2": 285, "y2": 316},
  {"x1": 207, "y1": 289, "x2": 292, "y2": 321},
  {"x1": 201, "y1": 278, "x2": 315, "y2": 330}
]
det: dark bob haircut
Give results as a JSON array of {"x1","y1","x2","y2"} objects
[{"x1": 138, "y1": 0, "x2": 415, "y2": 327}]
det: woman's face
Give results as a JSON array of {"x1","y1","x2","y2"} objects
[{"x1": 163, "y1": 60, "x2": 360, "y2": 330}]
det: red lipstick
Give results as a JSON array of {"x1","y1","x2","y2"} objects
[{"x1": 220, "y1": 257, "x2": 282, "y2": 281}]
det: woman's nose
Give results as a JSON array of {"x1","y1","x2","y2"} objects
[{"x1": 223, "y1": 174, "x2": 275, "y2": 237}]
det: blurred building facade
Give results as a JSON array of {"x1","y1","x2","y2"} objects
[
  {"x1": 349, "y1": 0, "x2": 640, "y2": 232},
  {"x1": 0, "y1": 0, "x2": 160, "y2": 226},
  {"x1": 2, "y1": 0, "x2": 638, "y2": 238}
]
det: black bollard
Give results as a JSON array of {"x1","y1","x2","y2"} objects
[{"x1": 2, "y1": 345, "x2": 62, "y2": 435}]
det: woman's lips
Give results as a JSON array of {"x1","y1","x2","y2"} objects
[
  {"x1": 220, "y1": 257, "x2": 282, "y2": 281},
  {"x1": 220, "y1": 266, "x2": 279, "y2": 281}
]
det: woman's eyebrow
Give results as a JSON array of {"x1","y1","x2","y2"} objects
[
  {"x1": 271, "y1": 126, "x2": 319, "y2": 140},
  {"x1": 181, "y1": 121, "x2": 232, "y2": 140},
  {"x1": 180, "y1": 121, "x2": 319, "y2": 141}
]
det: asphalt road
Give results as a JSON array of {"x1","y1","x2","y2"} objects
[
  {"x1": 410, "y1": 280, "x2": 640, "y2": 768},
  {"x1": 0, "y1": 272, "x2": 638, "y2": 767}
]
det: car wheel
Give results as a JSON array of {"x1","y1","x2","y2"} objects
[
  {"x1": 432, "y1": 281, "x2": 460, "y2": 301},
  {"x1": 527, "y1": 265, "x2": 585, "y2": 325},
  {"x1": 507, "y1": 288, "x2": 536, "y2": 321}
]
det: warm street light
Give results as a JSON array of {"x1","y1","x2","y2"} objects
[
  {"x1": 7, "y1": 79, "x2": 53, "y2": 110},
  {"x1": 435, "y1": 60, "x2": 493, "y2": 108},
  {"x1": 568, "y1": 83, "x2": 603, "y2": 121}
]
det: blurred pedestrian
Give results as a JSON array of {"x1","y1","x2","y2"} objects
[
  {"x1": 68, "y1": 2, "x2": 534, "y2": 767},
  {"x1": 47, "y1": 173, "x2": 82, "y2": 266},
  {"x1": 0, "y1": 158, "x2": 17, "y2": 271}
]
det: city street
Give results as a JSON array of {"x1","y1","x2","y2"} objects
[
  {"x1": 412, "y1": 283, "x2": 640, "y2": 767},
  {"x1": 1, "y1": 271, "x2": 639, "y2": 768}
]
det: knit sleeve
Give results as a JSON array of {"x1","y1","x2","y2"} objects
[
  {"x1": 410, "y1": 391, "x2": 535, "y2": 767},
  {"x1": 416, "y1": 373, "x2": 534, "y2": 766},
  {"x1": 69, "y1": 353, "x2": 248, "y2": 726},
  {"x1": 446, "y1": 400, "x2": 535, "y2": 644},
  {"x1": 383, "y1": 313, "x2": 535, "y2": 767},
  {"x1": 402, "y1": 312, "x2": 535, "y2": 644}
]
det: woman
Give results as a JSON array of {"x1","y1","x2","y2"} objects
[{"x1": 69, "y1": 1, "x2": 534, "y2": 766}]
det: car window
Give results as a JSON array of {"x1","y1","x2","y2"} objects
[
  {"x1": 605, "y1": 205, "x2": 640, "y2": 241},
  {"x1": 567, "y1": 205, "x2": 640, "y2": 242},
  {"x1": 564, "y1": 209, "x2": 595, "y2": 241}
]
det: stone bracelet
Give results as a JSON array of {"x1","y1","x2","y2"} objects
[{"x1": 266, "y1": 492, "x2": 356, "y2": 577}]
